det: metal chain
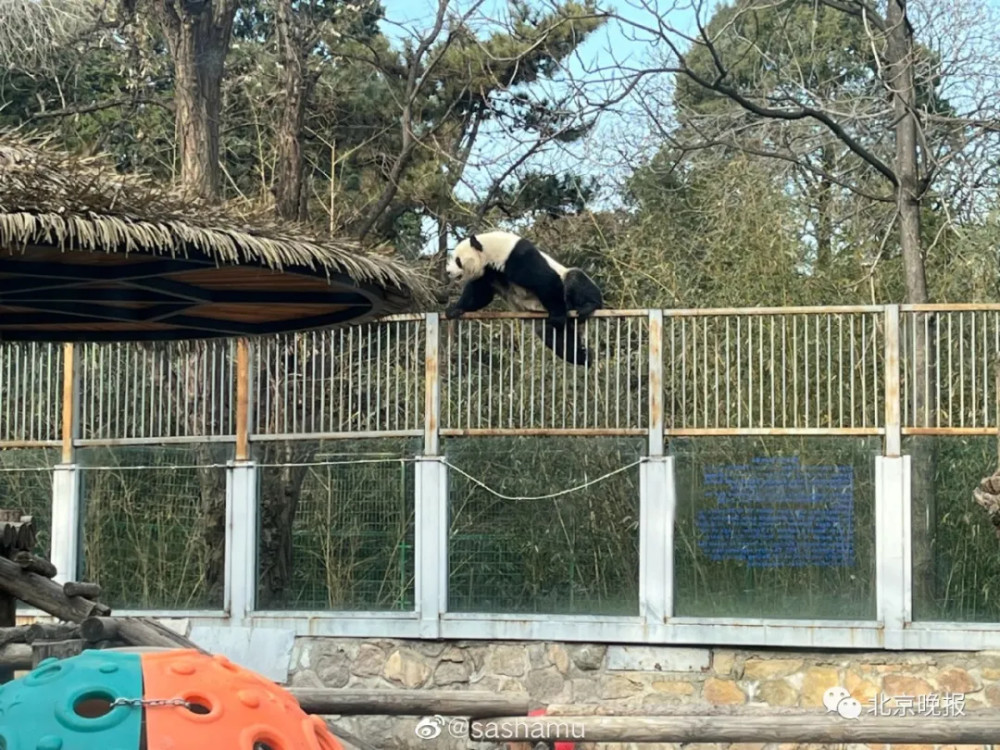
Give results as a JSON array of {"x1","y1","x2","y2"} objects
[{"x1": 111, "y1": 697, "x2": 193, "y2": 709}]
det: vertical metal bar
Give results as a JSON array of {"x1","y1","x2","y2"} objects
[
  {"x1": 884, "y1": 305, "x2": 901, "y2": 457},
  {"x1": 235, "y1": 338, "x2": 250, "y2": 461},
  {"x1": 648, "y1": 310, "x2": 664, "y2": 457},
  {"x1": 61, "y1": 343, "x2": 79, "y2": 464},
  {"x1": 960, "y1": 313, "x2": 966, "y2": 427},
  {"x1": 424, "y1": 313, "x2": 440, "y2": 455}
]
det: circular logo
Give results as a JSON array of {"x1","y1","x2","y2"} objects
[{"x1": 415, "y1": 716, "x2": 444, "y2": 740}]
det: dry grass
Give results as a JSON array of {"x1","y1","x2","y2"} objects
[{"x1": 0, "y1": 130, "x2": 435, "y2": 310}]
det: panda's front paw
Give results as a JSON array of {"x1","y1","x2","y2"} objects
[{"x1": 445, "y1": 305, "x2": 464, "y2": 320}]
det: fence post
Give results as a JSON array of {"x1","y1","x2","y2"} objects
[
  {"x1": 416, "y1": 313, "x2": 446, "y2": 635},
  {"x1": 884, "y1": 305, "x2": 901, "y2": 458},
  {"x1": 227, "y1": 337, "x2": 257, "y2": 623},
  {"x1": 640, "y1": 310, "x2": 672, "y2": 625},
  {"x1": 50, "y1": 342, "x2": 81, "y2": 585},
  {"x1": 878, "y1": 305, "x2": 909, "y2": 646}
]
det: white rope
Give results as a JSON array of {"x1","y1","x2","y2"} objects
[
  {"x1": 438, "y1": 457, "x2": 646, "y2": 501},
  {"x1": 0, "y1": 456, "x2": 645, "y2": 501}
]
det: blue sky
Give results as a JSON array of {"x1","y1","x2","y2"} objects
[{"x1": 373, "y1": 0, "x2": 697, "y2": 232}]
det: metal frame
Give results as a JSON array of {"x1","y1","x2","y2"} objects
[{"x1": 22, "y1": 305, "x2": 1000, "y2": 649}]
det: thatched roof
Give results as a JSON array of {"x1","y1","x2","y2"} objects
[{"x1": 0, "y1": 132, "x2": 434, "y2": 341}]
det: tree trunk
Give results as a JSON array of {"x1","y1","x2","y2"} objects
[
  {"x1": 155, "y1": 2, "x2": 238, "y2": 202},
  {"x1": 885, "y1": 0, "x2": 926, "y2": 305},
  {"x1": 886, "y1": 0, "x2": 936, "y2": 613},
  {"x1": 257, "y1": 445, "x2": 311, "y2": 608},
  {"x1": 815, "y1": 148, "x2": 834, "y2": 273},
  {"x1": 272, "y1": 0, "x2": 314, "y2": 221}
]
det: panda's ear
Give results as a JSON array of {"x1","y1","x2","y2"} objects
[{"x1": 469, "y1": 235, "x2": 484, "y2": 252}]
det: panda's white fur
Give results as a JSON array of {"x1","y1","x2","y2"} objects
[{"x1": 443, "y1": 230, "x2": 603, "y2": 365}]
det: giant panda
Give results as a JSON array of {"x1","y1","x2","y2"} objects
[{"x1": 443, "y1": 230, "x2": 603, "y2": 366}]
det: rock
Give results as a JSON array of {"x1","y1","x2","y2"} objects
[
  {"x1": 936, "y1": 666, "x2": 978, "y2": 694},
  {"x1": 434, "y1": 659, "x2": 472, "y2": 686},
  {"x1": 844, "y1": 672, "x2": 879, "y2": 704},
  {"x1": 568, "y1": 644, "x2": 605, "y2": 671},
  {"x1": 489, "y1": 645, "x2": 527, "y2": 677},
  {"x1": 571, "y1": 677, "x2": 599, "y2": 702},
  {"x1": 713, "y1": 650, "x2": 736, "y2": 676},
  {"x1": 759, "y1": 679, "x2": 797, "y2": 707},
  {"x1": 410, "y1": 641, "x2": 447, "y2": 658},
  {"x1": 982, "y1": 667, "x2": 1000, "y2": 679},
  {"x1": 317, "y1": 649, "x2": 352, "y2": 688},
  {"x1": 703, "y1": 677, "x2": 746, "y2": 705},
  {"x1": 801, "y1": 666, "x2": 841, "y2": 707},
  {"x1": 383, "y1": 649, "x2": 432, "y2": 688},
  {"x1": 525, "y1": 666, "x2": 567, "y2": 702},
  {"x1": 600, "y1": 675, "x2": 644, "y2": 700},
  {"x1": 548, "y1": 644, "x2": 570, "y2": 675},
  {"x1": 651, "y1": 680, "x2": 695, "y2": 696},
  {"x1": 743, "y1": 658, "x2": 804, "y2": 680},
  {"x1": 528, "y1": 643, "x2": 549, "y2": 670},
  {"x1": 288, "y1": 669, "x2": 324, "y2": 688},
  {"x1": 882, "y1": 674, "x2": 934, "y2": 698},
  {"x1": 984, "y1": 684, "x2": 1000, "y2": 706},
  {"x1": 352, "y1": 644, "x2": 386, "y2": 677},
  {"x1": 440, "y1": 646, "x2": 466, "y2": 663}
]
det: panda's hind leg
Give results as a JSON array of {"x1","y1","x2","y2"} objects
[
  {"x1": 504, "y1": 240, "x2": 568, "y2": 326},
  {"x1": 564, "y1": 269, "x2": 603, "y2": 321}
]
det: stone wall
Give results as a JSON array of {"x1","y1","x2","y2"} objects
[{"x1": 289, "y1": 637, "x2": 1000, "y2": 750}]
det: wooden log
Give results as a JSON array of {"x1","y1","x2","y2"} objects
[
  {"x1": 289, "y1": 688, "x2": 530, "y2": 718},
  {"x1": 0, "y1": 513, "x2": 35, "y2": 555},
  {"x1": 467, "y1": 714, "x2": 1000, "y2": 744},
  {"x1": 81, "y1": 616, "x2": 205, "y2": 652},
  {"x1": 0, "y1": 573, "x2": 15, "y2": 683},
  {"x1": 14, "y1": 551, "x2": 58, "y2": 578},
  {"x1": 0, "y1": 556, "x2": 110, "y2": 622},
  {"x1": 31, "y1": 638, "x2": 84, "y2": 667},
  {"x1": 0, "y1": 643, "x2": 31, "y2": 671},
  {"x1": 63, "y1": 581, "x2": 102, "y2": 599},
  {"x1": 25, "y1": 622, "x2": 81, "y2": 644},
  {"x1": 0, "y1": 625, "x2": 29, "y2": 647}
]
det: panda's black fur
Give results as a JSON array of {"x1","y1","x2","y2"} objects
[{"x1": 443, "y1": 231, "x2": 603, "y2": 366}]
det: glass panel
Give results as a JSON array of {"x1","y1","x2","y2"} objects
[
  {"x1": 671, "y1": 436, "x2": 878, "y2": 619},
  {"x1": 446, "y1": 436, "x2": 643, "y2": 615},
  {"x1": 78, "y1": 443, "x2": 232, "y2": 610},
  {"x1": 909, "y1": 435, "x2": 1000, "y2": 621},
  {"x1": 0, "y1": 448, "x2": 58, "y2": 559},
  {"x1": 255, "y1": 438, "x2": 417, "y2": 611}
]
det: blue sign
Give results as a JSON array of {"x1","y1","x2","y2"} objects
[{"x1": 695, "y1": 456, "x2": 854, "y2": 567}]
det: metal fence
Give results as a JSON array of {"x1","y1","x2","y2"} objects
[
  {"x1": 8, "y1": 305, "x2": 1000, "y2": 447},
  {"x1": 5, "y1": 304, "x2": 1000, "y2": 650}
]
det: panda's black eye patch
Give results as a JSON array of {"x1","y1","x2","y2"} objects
[{"x1": 456, "y1": 258, "x2": 462, "y2": 268}]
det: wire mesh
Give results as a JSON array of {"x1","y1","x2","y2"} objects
[
  {"x1": 254, "y1": 439, "x2": 417, "y2": 611},
  {"x1": 441, "y1": 315, "x2": 649, "y2": 433},
  {"x1": 670, "y1": 435, "x2": 879, "y2": 619},
  {"x1": 0, "y1": 341, "x2": 62, "y2": 443},
  {"x1": 252, "y1": 322, "x2": 426, "y2": 437},
  {"x1": 79, "y1": 340, "x2": 235, "y2": 440},
  {"x1": 901, "y1": 309, "x2": 1000, "y2": 430},
  {"x1": 906, "y1": 434, "x2": 1000, "y2": 621},
  {"x1": 77, "y1": 443, "x2": 230, "y2": 610},
  {"x1": 0, "y1": 448, "x2": 59, "y2": 559},
  {"x1": 664, "y1": 310, "x2": 884, "y2": 432},
  {"x1": 445, "y1": 436, "x2": 643, "y2": 615}
]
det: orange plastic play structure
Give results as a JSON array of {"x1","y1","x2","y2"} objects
[{"x1": 140, "y1": 649, "x2": 343, "y2": 750}]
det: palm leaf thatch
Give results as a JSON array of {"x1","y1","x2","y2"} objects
[{"x1": 0, "y1": 131, "x2": 435, "y2": 341}]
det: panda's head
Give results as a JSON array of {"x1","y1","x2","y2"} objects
[{"x1": 446, "y1": 234, "x2": 487, "y2": 282}]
